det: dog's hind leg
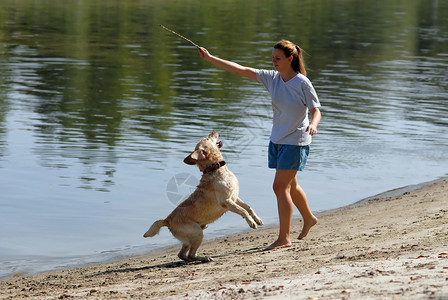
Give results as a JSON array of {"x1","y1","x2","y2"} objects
[
  {"x1": 187, "y1": 226, "x2": 213, "y2": 262},
  {"x1": 236, "y1": 198, "x2": 263, "y2": 226},
  {"x1": 171, "y1": 223, "x2": 213, "y2": 262},
  {"x1": 223, "y1": 198, "x2": 258, "y2": 229},
  {"x1": 177, "y1": 244, "x2": 193, "y2": 262},
  {"x1": 170, "y1": 225, "x2": 194, "y2": 261}
]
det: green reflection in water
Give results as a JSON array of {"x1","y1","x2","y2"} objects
[{"x1": 0, "y1": 0, "x2": 447, "y2": 157}]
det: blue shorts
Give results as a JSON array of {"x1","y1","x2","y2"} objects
[{"x1": 268, "y1": 141, "x2": 310, "y2": 171}]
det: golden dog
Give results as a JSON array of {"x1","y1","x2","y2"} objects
[{"x1": 144, "y1": 131, "x2": 263, "y2": 262}]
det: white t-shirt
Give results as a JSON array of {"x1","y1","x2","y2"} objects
[{"x1": 256, "y1": 69, "x2": 321, "y2": 146}]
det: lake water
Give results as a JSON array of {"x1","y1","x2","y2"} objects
[{"x1": 0, "y1": 0, "x2": 447, "y2": 278}]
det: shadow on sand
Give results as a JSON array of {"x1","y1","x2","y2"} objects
[{"x1": 90, "y1": 246, "x2": 265, "y2": 277}]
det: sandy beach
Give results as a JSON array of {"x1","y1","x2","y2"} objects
[{"x1": 1, "y1": 177, "x2": 447, "y2": 299}]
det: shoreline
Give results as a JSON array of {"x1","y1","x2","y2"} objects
[
  {"x1": 1, "y1": 177, "x2": 447, "y2": 299},
  {"x1": 0, "y1": 177, "x2": 437, "y2": 279}
]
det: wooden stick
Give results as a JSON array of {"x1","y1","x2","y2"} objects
[{"x1": 159, "y1": 24, "x2": 200, "y2": 49}]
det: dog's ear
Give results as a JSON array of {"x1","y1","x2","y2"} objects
[
  {"x1": 209, "y1": 131, "x2": 218, "y2": 139},
  {"x1": 184, "y1": 149, "x2": 209, "y2": 165},
  {"x1": 184, "y1": 149, "x2": 208, "y2": 165},
  {"x1": 184, "y1": 150, "x2": 199, "y2": 165}
]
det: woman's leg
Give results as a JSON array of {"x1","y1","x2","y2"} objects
[
  {"x1": 265, "y1": 169, "x2": 297, "y2": 250},
  {"x1": 290, "y1": 176, "x2": 318, "y2": 239},
  {"x1": 265, "y1": 170, "x2": 318, "y2": 250}
]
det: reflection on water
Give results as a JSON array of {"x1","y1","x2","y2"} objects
[{"x1": 0, "y1": 0, "x2": 447, "y2": 277}]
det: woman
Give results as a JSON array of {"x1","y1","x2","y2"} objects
[{"x1": 198, "y1": 40, "x2": 321, "y2": 250}]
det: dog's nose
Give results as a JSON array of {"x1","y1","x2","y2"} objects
[{"x1": 217, "y1": 140, "x2": 223, "y2": 148}]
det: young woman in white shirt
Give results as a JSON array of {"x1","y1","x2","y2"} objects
[{"x1": 198, "y1": 40, "x2": 321, "y2": 250}]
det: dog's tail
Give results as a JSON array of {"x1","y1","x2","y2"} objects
[{"x1": 143, "y1": 219, "x2": 167, "y2": 238}]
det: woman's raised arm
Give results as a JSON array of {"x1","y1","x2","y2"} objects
[{"x1": 198, "y1": 47, "x2": 258, "y2": 81}]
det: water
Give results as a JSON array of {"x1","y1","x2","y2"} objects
[{"x1": 1, "y1": 0, "x2": 447, "y2": 277}]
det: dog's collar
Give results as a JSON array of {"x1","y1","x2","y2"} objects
[{"x1": 203, "y1": 161, "x2": 226, "y2": 174}]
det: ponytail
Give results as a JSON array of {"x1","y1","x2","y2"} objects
[{"x1": 294, "y1": 45, "x2": 306, "y2": 76}]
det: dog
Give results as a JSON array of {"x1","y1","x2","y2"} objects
[{"x1": 143, "y1": 130, "x2": 263, "y2": 262}]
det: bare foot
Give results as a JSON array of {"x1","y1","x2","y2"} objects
[
  {"x1": 264, "y1": 240, "x2": 292, "y2": 251},
  {"x1": 298, "y1": 216, "x2": 318, "y2": 240}
]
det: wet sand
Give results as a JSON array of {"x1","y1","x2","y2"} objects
[{"x1": 1, "y1": 178, "x2": 447, "y2": 299}]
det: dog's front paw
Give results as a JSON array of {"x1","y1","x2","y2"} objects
[
  {"x1": 254, "y1": 216, "x2": 263, "y2": 226},
  {"x1": 247, "y1": 219, "x2": 258, "y2": 229}
]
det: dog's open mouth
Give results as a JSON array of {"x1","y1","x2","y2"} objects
[{"x1": 217, "y1": 140, "x2": 223, "y2": 149}]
